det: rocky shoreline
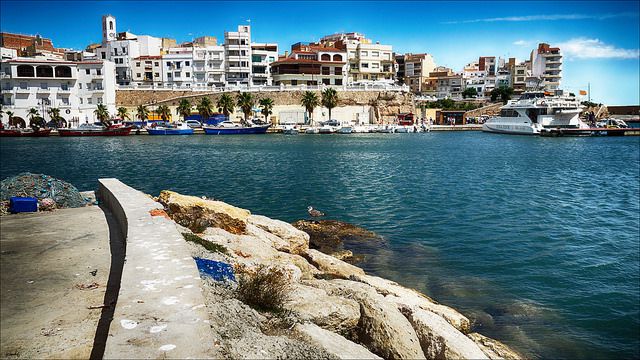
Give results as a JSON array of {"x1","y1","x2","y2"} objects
[{"x1": 157, "y1": 190, "x2": 522, "y2": 359}]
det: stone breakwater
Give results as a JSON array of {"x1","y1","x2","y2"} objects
[
  {"x1": 157, "y1": 190, "x2": 522, "y2": 359},
  {"x1": 116, "y1": 90, "x2": 415, "y2": 122}
]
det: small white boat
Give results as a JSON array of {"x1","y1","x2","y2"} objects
[
  {"x1": 319, "y1": 125, "x2": 336, "y2": 134},
  {"x1": 378, "y1": 125, "x2": 394, "y2": 133},
  {"x1": 394, "y1": 126, "x2": 409, "y2": 133},
  {"x1": 337, "y1": 126, "x2": 353, "y2": 134},
  {"x1": 305, "y1": 127, "x2": 320, "y2": 134},
  {"x1": 352, "y1": 126, "x2": 370, "y2": 133},
  {"x1": 282, "y1": 125, "x2": 299, "y2": 135}
]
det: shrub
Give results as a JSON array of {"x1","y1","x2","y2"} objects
[
  {"x1": 236, "y1": 265, "x2": 292, "y2": 313},
  {"x1": 182, "y1": 232, "x2": 228, "y2": 254}
]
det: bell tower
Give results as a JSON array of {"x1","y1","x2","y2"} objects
[{"x1": 102, "y1": 15, "x2": 117, "y2": 44}]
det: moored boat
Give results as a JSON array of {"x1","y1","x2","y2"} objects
[
  {"x1": 146, "y1": 122, "x2": 194, "y2": 135},
  {"x1": 304, "y1": 127, "x2": 320, "y2": 134},
  {"x1": 0, "y1": 128, "x2": 52, "y2": 137},
  {"x1": 58, "y1": 123, "x2": 133, "y2": 136},
  {"x1": 282, "y1": 125, "x2": 299, "y2": 135},
  {"x1": 203, "y1": 121, "x2": 270, "y2": 135},
  {"x1": 336, "y1": 126, "x2": 353, "y2": 134},
  {"x1": 318, "y1": 125, "x2": 336, "y2": 134}
]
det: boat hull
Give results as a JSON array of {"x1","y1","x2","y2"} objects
[
  {"x1": 147, "y1": 128, "x2": 194, "y2": 135},
  {"x1": 203, "y1": 125, "x2": 270, "y2": 135},
  {"x1": 482, "y1": 120, "x2": 539, "y2": 135},
  {"x1": 0, "y1": 129, "x2": 52, "y2": 137},
  {"x1": 58, "y1": 127, "x2": 133, "y2": 136}
]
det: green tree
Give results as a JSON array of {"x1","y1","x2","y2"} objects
[
  {"x1": 48, "y1": 107, "x2": 65, "y2": 128},
  {"x1": 216, "y1": 94, "x2": 234, "y2": 119},
  {"x1": 94, "y1": 104, "x2": 111, "y2": 126},
  {"x1": 237, "y1": 92, "x2": 254, "y2": 124},
  {"x1": 176, "y1": 99, "x2": 192, "y2": 121},
  {"x1": 117, "y1": 107, "x2": 130, "y2": 121},
  {"x1": 462, "y1": 87, "x2": 478, "y2": 99},
  {"x1": 300, "y1": 91, "x2": 319, "y2": 125},
  {"x1": 156, "y1": 105, "x2": 171, "y2": 122},
  {"x1": 321, "y1": 88, "x2": 339, "y2": 120},
  {"x1": 136, "y1": 105, "x2": 149, "y2": 121},
  {"x1": 490, "y1": 86, "x2": 514, "y2": 104},
  {"x1": 198, "y1": 97, "x2": 215, "y2": 121},
  {"x1": 259, "y1": 97, "x2": 274, "y2": 124}
]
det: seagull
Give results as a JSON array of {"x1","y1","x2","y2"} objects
[{"x1": 307, "y1": 206, "x2": 325, "y2": 217}]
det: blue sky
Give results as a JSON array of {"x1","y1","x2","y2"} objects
[{"x1": 1, "y1": 1, "x2": 638, "y2": 104}]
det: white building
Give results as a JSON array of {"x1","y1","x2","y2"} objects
[
  {"x1": 132, "y1": 55, "x2": 164, "y2": 87},
  {"x1": 250, "y1": 43, "x2": 277, "y2": 86},
  {"x1": 320, "y1": 33, "x2": 394, "y2": 84},
  {"x1": 530, "y1": 43, "x2": 562, "y2": 91},
  {"x1": 0, "y1": 58, "x2": 116, "y2": 126},
  {"x1": 1, "y1": 47, "x2": 17, "y2": 61},
  {"x1": 224, "y1": 25, "x2": 252, "y2": 86},
  {"x1": 192, "y1": 45, "x2": 225, "y2": 87}
]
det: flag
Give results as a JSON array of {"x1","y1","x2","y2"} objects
[{"x1": 579, "y1": 90, "x2": 587, "y2": 95}]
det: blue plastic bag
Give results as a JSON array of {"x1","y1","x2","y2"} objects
[{"x1": 193, "y1": 257, "x2": 236, "y2": 282}]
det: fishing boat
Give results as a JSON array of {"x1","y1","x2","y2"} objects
[
  {"x1": 203, "y1": 121, "x2": 270, "y2": 135},
  {"x1": 482, "y1": 91, "x2": 588, "y2": 135},
  {"x1": 58, "y1": 123, "x2": 133, "y2": 136},
  {"x1": 394, "y1": 126, "x2": 410, "y2": 133},
  {"x1": 282, "y1": 125, "x2": 299, "y2": 135},
  {"x1": 146, "y1": 122, "x2": 194, "y2": 135},
  {"x1": 304, "y1": 127, "x2": 320, "y2": 134},
  {"x1": 0, "y1": 128, "x2": 52, "y2": 137}
]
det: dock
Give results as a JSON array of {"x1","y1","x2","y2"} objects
[{"x1": 540, "y1": 127, "x2": 640, "y2": 137}]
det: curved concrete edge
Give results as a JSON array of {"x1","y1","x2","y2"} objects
[{"x1": 97, "y1": 179, "x2": 215, "y2": 359}]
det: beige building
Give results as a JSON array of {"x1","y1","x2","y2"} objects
[
  {"x1": 401, "y1": 53, "x2": 436, "y2": 93},
  {"x1": 131, "y1": 55, "x2": 164, "y2": 87}
]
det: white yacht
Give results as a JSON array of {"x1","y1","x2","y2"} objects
[{"x1": 482, "y1": 91, "x2": 588, "y2": 135}]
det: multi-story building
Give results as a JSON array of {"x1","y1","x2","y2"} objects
[
  {"x1": 1, "y1": 47, "x2": 17, "y2": 60},
  {"x1": 160, "y1": 49, "x2": 193, "y2": 87},
  {"x1": 250, "y1": 43, "x2": 278, "y2": 86},
  {"x1": 192, "y1": 45, "x2": 225, "y2": 87},
  {"x1": 394, "y1": 54, "x2": 405, "y2": 84},
  {"x1": 400, "y1": 53, "x2": 436, "y2": 93},
  {"x1": 0, "y1": 32, "x2": 65, "y2": 59},
  {"x1": 319, "y1": 32, "x2": 394, "y2": 84},
  {"x1": 131, "y1": 55, "x2": 164, "y2": 87},
  {"x1": 530, "y1": 43, "x2": 562, "y2": 91},
  {"x1": 512, "y1": 62, "x2": 530, "y2": 94},
  {"x1": 0, "y1": 58, "x2": 116, "y2": 125},
  {"x1": 271, "y1": 43, "x2": 347, "y2": 86},
  {"x1": 224, "y1": 25, "x2": 252, "y2": 86},
  {"x1": 422, "y1": 66, "x2": 462, "y2": 99}
]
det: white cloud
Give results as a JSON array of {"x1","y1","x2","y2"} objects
[
  {"x1": 442, "y1": 12, "x2": 638, "y2": 24},
  {"x1": 513, "y1": 40, "x2": 532, "y2": 46},
  {"x1": 557, "y1": 38, "x2": 640, "y2": 59}
]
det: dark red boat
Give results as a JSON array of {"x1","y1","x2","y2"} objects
[
  {"x1": 0, "y1": 128, "x2": 52, "y2": 137},
  {"x1": 58, "y1": 124, "x2": 133, "y2": 136}
]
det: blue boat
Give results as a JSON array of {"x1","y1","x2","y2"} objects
[
  {"x1": 203, "y1": 121, "x2": 271, "y2": 135},
  {"x1": 146, "y1": 123, "x2": 194, "y2": 135}
]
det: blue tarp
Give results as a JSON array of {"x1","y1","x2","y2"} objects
[
  {"x1": 185, "y1": 114, "x2": 227, "y2": 125},
  {"x1": 193, "y1": 257, "x2": 236, "y2": 282}
]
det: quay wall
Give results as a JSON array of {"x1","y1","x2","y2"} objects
[{"x1": 116, "y1": 90, "x2": 416, "y2": 124}]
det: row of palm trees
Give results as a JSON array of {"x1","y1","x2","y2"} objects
[{"x1": 300, "y1": 88, "x2": 338, "y2": 125}]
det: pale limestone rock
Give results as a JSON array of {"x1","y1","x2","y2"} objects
[
  {"x1": 247, "y1": 215, "x2": 309, "y2": 254},
  {"x1": 304, "y1": 249, "x2": 365, "y2": 279},
  {"x1": 353, "y1": 274, "x2": 471, "y2": 333},
  {"x1": 287, "y1": 284, "x2": 360, "y2": 332},
  {"x1": 467, "y1": 333, "x2": 523, "y2": 360},
  {"x1": 158, "y1": 190, "x2": 250, "y2": 234},
  {"x1": 400, "y1": 306, "x2": 489, "y2": 360},
  {"x1": 293, "y1": 323, "x2": 382, "y2": 360}
]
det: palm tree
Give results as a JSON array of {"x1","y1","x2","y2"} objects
[
  {"x1": 300, "y1": 91, "x2": 319, "y2": 125},
  {"x1": 237, "y1": 92, "x2": 254, "y2": 125},
  {"x1": 176, "y1": 99, "x2": 192, "y2": 121},
  {"x1": 136, "y1": 105, "x2": 149, "y2": 122},
  {"x1": 216, "y1": 94, "x2": 234, "y2": 119},
  {"x1": 5, "y1": 111, "x2": 13, "y2": 126},
  {"x1": 321, "y1": 88, "x2": 339, "y2": 121},
  {"x1": 198, "y1": 97, "x2": 214, "y2": 122},
  {"x1": 47, "y1": 107, "x2": 64, "y2": 128},
  {"x1": 259, "y1": 98, "x2": 274, "y2": 124},
  {"x1": 156, "y1": 105, "x2": 171, "y2": 122},
  {"x1": 94, "y1": 104, "x2": 111, "y2": 126},
  {"x1": 27, "y1": 108, "x2": 39, "y2": 124},
  {"x1": 27, "y1": 108, "x2": 45, "y2": 130},
  {"x1": 117, "y1": 107, "x2": 130, "y2": 121}
]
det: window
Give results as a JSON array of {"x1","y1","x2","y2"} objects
[
  {"x1": 361, "y1": 63, "x2": 369, "y2": 68},
  {"x1": 167, "y1": 73, "x2": 172, "y2": 78},
  {"x1": 349, "y1": 51, "x2": 356, "y2": 57},
  {"x1": 372, "y1": 63, "x2": 379, "y2": 69},
  {"x1": 40, "y1": 83, "x2": 48, "y2": 89},
  {"x1": 20, "y1": 82, "x2": 27, "y2": 89},
  {"x1": 268, "y1": 56, "x2": 275, "y2": 62},
  {"x1": 372, "y1": 51, "x2": 379, "y2": 57},
  {"x1": 322, "y1": 79, "x2": 330, "y2": 85},
  {"x1": 136, "y1": 62, "x2": 140, "y2": 67},
  {"x1": 61, "y1": 97, "x2": 69, "y2": 105},
  {"x1": 334, "y1": 67, "x2": 342, "y2": 75},
  {"x1": 114, "y1": 48, "x2": 118, "y2": 56},
  {"x1": 101, "y1": 52, "x2": 106, "y2": 59},
  {"x1": 96, "y1": 69, "x2": 101, "y2": 75},
  {"x1": 155, "y1": 73, "x2": 160, "y2": 77},
  {"x1": 122, "y1": 47, "x2": 126, "y2": 54},
  {"x1": 155, "y1": 62, "x2": 159, "y2": 66},
  {"x1": 335, "y1": 79, "x2": 342, "y2": 85},
  {"x1": 86, "y1": 83, "x2": 91, "y2": 89},
  {"x1": 185, "y1": 61, "x2": 190, "y2": 66},
  {"x1": 186, "y1": 72, "x2": 190, "y2": 77},
  {"x1": 79, "y1": 98, "x2": 83, "y2": 104},
  {"x1": 291, "y1": 80, "x2": 297, "y2": 85},
  {"x1": 332, "y1": 54, "x2": 342, "y2": 62},
  {"x1": 97, "y1": 97, "x2": 103, "y2": 104},
  {"x1": 79, "y1": 83, "x2": 82, "y2": 89},
  {"x1": 61, "y1": 84, "x2": 69, "y2": 90},
  {"x1": 322, "y1": 67, "x2": 330, "y2": 75},
  {"x1": 87, "y1": 98, "x2": 92, "y2": 104},
  {"x1": 321, "y1": 54, "x2": 331, "y2": 61},
  {"x1": 136, "y1": 73, "x2": 141, "y2": 78},
  {"x1": 361, "y1": 51, "x2": 368, "y2": 57},
  {"x1": 85, "y1": 69, "x2": 90, "y2": 75}
]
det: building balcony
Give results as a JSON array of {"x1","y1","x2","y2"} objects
[
  {"x1": 0, "y1": 88, "x2": 14, "y2": 96},
  {"x1": 37, "y1": 87, "x2": 51, "y2": 93},
  {"x1": 58, "y1": 87, "x2": 72, "y2": 94},
  {"x1": 91, "y1": 87, "x2": 105, "y2": 93},
  {"x1": 15, "y1": 87, "x2": 31, "y2": 93}
]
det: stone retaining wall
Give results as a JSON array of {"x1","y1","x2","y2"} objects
[{"x1": 97, "y1": 179, "x2": 216, "y2": 359}]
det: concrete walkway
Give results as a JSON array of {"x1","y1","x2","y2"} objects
[{"x1": 0, "y1": 206, "x2": 113, "y2": 359}]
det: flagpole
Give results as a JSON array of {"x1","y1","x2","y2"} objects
[{"x1": 588, "y1": 82, "x2": 591, "y2": 102}]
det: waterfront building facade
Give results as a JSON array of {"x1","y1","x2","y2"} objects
[
  {"x1": 530, "y1": 43, "x2": 562, "y2": 91},
  {"x1": 251, "y1": 43, "x2": 278, "y2": 86},
  {"x1": 271, "y1": 43, "x2": 347, "y2": 86},
  {"x1": 401, "y1": 53, "x2": 436, "y2": 93},
  {"x1": 132, "y1": 55, "x2": 164, "y2": 87},
  {"x1": 0, "y1": 58, "x2": 116, "y2": 125},
  {"x1": 224, "y1": 25, "x2": 252, "y2": 86}
]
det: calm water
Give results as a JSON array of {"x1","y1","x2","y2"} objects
[{"x1": 1, "y1": 133, "x2": 639, "y2": 358}]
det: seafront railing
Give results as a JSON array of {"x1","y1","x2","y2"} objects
[{"x1": 116, "y1": 83, "x2": 411, "y2": 93}]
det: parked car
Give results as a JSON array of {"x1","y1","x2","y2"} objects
[{"x1": 185, "y1": 120, "x2": 202, "y2": 128}]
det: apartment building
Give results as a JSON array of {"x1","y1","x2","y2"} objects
[
  {"x1": 251, "y1": 43, "x2": 278, "y2": 86},
  {"x1": 131, "y1": 55, "x2": 164, "y2": 87},
  {"x1": 271, "y1": 43, "x2": 347, "y2": 86},
  {"x1": 192, "y1": 45, "x2": 225, "y2": 87},
  {"x1": 319, "y1": 32, "x2": 394, "y2": 84},
  {"x1": 422, "y1": 66, "x2": 462, "y2": 98},
  {"x1": 400, "y1": 53, "x2": 436, "y2": 93},
  {"x1": 530, "y1": 43, "x2": 562, "y2": 91},
  {"x1": 0, "y1": 58, "x2": 116, "y2": 124},
  {"x1": 224, "y1": 25, "x2": 252, "y2": 86},
  {"x1": 0, "y1": 32, "x2": 65, "y2": 59}
]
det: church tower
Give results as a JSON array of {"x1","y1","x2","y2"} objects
[{"x1": 102, "y1": 15, "x2": 117, "y2": 44}]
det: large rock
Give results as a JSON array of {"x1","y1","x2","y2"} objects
[
  {"x1": 353, "y1": 274, "x2": 471, "y2": 333},
  {"x1": 248, "y1": 215, "x2": 309, "y2": 254},
  {"x1": 304, "y1": 249, "x2": 365, "y2": 279},
  {"x1": 467, "y1": 333, "x2": 523, "y2": 360},
  {"x1": 293, "y1": 323, "x2": 382, "y2": 360},
  {"x1": 287, "y1": 284, "x2": 360, "y2": 332},
  {"x1": 304, "y1": 279, "x2": 425, "y2": 360},
  {"x1": 292, "y1": 219, "x2": 384, "y2": 256},
  {"x1": 158, "y1": 190, "x2": 250, "y2": 234},
  {"x1": 401, "y1": 306, "x2": 489, "y2": 359},
  {"x1": 202, "y1": 227, "x2": 320, "y2": 280}
]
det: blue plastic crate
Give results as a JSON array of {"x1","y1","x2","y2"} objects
[{"x1": 10, "y1": 197, "x2": 38, "y2": 213}]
